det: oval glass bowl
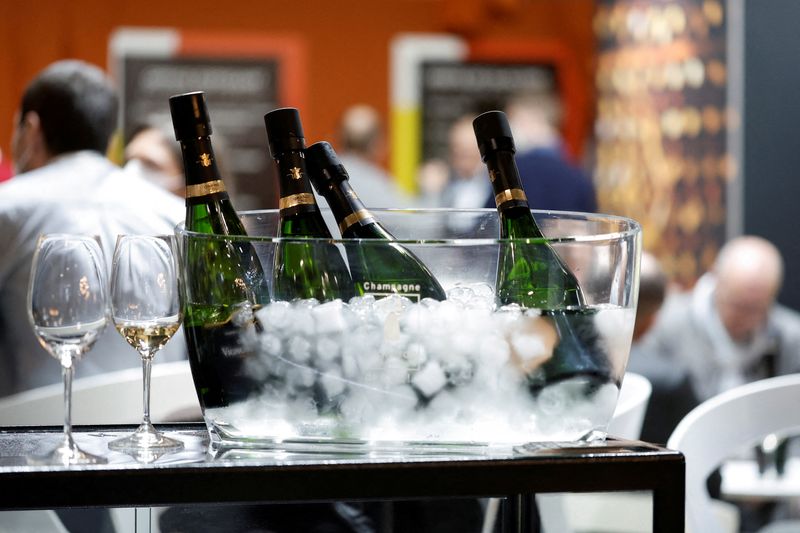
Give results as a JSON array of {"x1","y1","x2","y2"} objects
[{"x1": 176, "y1": 208, "x2": 641, "y2": 451}]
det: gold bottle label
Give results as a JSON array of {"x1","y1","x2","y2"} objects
[
  {"x1": 279, "y1": 193, "x2": 316, "y2": 210},
  {"x1": 186, "y1": 180, "x2": 226, "y2": 198},
  {"x1": 495, "y1": 188, "x2": 527, "y2": 206},
  {"x1": 339, "y1": 209, "x2": 373, "y2": 234}
]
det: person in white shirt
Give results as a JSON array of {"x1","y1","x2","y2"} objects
[
  {"x1": 0, "y1": 60, "x2": 185, "y2": 398},
  {"x1": 639, "y1": 236, "x2": 800, "y2": 404}
]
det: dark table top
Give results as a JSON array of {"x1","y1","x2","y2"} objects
[{"x1": 0, "y1": 423, "x2": 684, "y2": 510}]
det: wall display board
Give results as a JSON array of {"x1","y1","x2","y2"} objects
[
  {"x1": 419, "y1": 61, "x2": 556, "y2": 163},
  {"x1": 592, "y1": 0, "x2": 730, "y2": 286},
  {"x1": 109, "y1": 28, "x2": 307, "y2": 210},
  {"x1": 390, "y1": 34, "x2": 589, "y2": 194}
]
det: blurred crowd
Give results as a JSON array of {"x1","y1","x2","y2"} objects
[{"x1": 2, "y1": 57, "x2": 800, "y2": 532}]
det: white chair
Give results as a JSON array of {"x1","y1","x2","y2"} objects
[
  {"x1": 667, "y1": 374, "x2": 800, "y2": 533},
  {"x1": 0, "y1": 360, "x2": 200, "y2": 426},
  {"x1": 537, "y1": 372, "x2": 654, "y2": 533}
]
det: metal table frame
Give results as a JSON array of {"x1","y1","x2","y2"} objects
[{"x1": 0, "y1": 424, "x2": 685, "y2": 533}]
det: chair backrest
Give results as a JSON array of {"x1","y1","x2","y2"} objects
[
  {"x1": 607, "y1": 371, "x2": 652, "y2": 440},
  {"x1": 0, "y1": 360, "x2": 200, "y2": 426},
  {"x1": 667, "y1": 374, "x2": 800, "y2": 533}
]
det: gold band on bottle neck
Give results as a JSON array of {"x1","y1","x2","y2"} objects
[
  {"x1": 279, "y1": 193, "x2": 317, "y2": 210},
  {"x1": 495, "y1": 188, "x2": 528, "y2": 206},
  {"x1": 186, "y1": 180, "x2": 226, "y2": 198},
  {"x1": 339, "y1": 209, "x2": 373, "y2": 234}
]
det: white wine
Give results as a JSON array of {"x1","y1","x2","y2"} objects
[{"x1": 115, "y1": 320, "x2": 180, "y2": 358}]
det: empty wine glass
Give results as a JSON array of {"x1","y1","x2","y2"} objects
[
  {"x1": 28, "y1": 234, "x2": 109, "y2": 465},
  {"x1": 107, "y1": 235, "x2": 184, "y2": 453}
]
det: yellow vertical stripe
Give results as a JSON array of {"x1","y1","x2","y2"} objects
[{"x1": 390, "y1": 107, "x2": 421, "y2": 195}]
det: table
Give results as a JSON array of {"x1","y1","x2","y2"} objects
[
  {"x1": 721, "y1": 458, "x2": 800, "y2": 502},
  {"x1": 0, "y1": 424, "x2": 685, "y2": 533}
]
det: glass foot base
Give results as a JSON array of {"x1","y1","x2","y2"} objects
[
  {"x1": 108, "y1": 423, "x2": 184, "y2": 453},
  {"x1": 30, "y1": 441, "x2": 107, "y2": 466}
]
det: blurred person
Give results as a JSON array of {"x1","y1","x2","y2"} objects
[
  {"x1": 625, "y1": 252, "x2": 698, "y2": 444},
  {"x1": 336, "y1": 104, "x2": 410, "y2": 207},
  {"x1": 421, "y1": 115, "x2": 490, "y2": 209},
  {"x1": 484, "y1": 92, "x2": 596, "y2": 213},
  {"x1": 642, "y1": 237, "x2": 800, "y2": 531},
  {"x1": 0, "y1": 148, "x2": 12, "y2": 183},
  {"x1": 124, "y1": 122, "x2": 184, "y2": 197},
  {"x1": 0, "y1": 60, "x2": 185, "y2": 399},
  {"x1": 643, "y1": 236, "x2": 800, "y2": 404}
]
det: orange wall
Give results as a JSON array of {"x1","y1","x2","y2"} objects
[{"x1": 0, "y1": 0, "x2": 595, "y2": 164}]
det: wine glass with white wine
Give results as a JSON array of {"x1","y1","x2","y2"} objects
[
  {"x1": 107, "y1": 235, "x2": 183, "y2": 453},
  {"x1": 28, "y1": 234, "x2": 110, "y2": 465}
]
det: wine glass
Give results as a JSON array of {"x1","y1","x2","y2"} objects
[
  {"x1": 107, "y1": 235, "x2": 184, "y2": 453},
  {"x1": 28, "y1": 234, "x2": 110, "y2": 465}
]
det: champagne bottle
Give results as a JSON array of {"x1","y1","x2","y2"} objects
[
  {"x1": 306, "y1": 141, "x2": 446, "y2": 301},
  {"x1": 170, "y1": 91, "x2": 269, "y2": 409},
  {"x1": 472, "y1": 110, "x2": 611, "y2": 390},
  {"x1": 264, "y1": 108, "x2": 353, "y2": 302}
]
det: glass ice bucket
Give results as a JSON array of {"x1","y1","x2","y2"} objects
[{"x1": 176, "y1": 208, "x2": 641, "y2": 450}]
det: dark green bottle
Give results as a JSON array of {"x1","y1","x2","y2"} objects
[
  {"x1": 170, "y1": 91, "x2": 269, "y2": 409},
  {"x1": 472, "y1": 110, "x2": 612, "y2": 390},
  {"x1": 264, "y1": 108, "x2": 353, "y2": 302},
  {"x1": 306, "y1": 141, "x2": 446, "y2": 302}
]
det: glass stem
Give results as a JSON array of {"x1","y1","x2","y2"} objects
[
  {"x1": 142, "y1": 356, "x2": 153, "y2": 426},
  {"x1": 62, "y1": 362, "x2": 75, "y2": 449}
]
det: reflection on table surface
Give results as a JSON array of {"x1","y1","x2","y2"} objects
[
  {"x1": 0, "y1": 424, "x2": 671, "y2": 471},
  {"x1": 721, "y1": 458, "x2": 800, "y2": 501}
]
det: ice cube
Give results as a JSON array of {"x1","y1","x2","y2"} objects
[
  {"x1": 382, "y1": 356, "x2": 410, "y2": 387},
  {"x1": 347, "y1": 294, "x2": 377, "y2": 323},
  {"x1": 286, "y1": 365, "x2": 316, "y2": 390},
  {"x1": 341, "y1": 352, "x2": 360, "y2": 380},
  {"x1": 312, "y1": 299, "x2": 348, "y2": 335},
  {"x1": 509, "y1": 332, "x2": 549, "y2": 364},
  {"x1": 466, "y1": 295, "x2": 494, "y2": 312},
  {"x1": 259, "y1": 333, "x2": 283, "y2": 357},
  {"x1": 315, "y1": 336, "x2": 340, "y2": 363},
  {"x1": 288, "y1": 304, "x2": 316, "y2": 337},
  {"x1": 443, "y1": 359, "x2": 474, "y2": 387},
  {"x1": 411, "y1": 361, "x2": 448, "y2": 399},
  {"x1": 477, "y1": 334, "x2": 511, "y2": 366},
  {"x1": 446, "y1": 284, "x2": 474, "y2": 304},
  {"x1": 374, "y1": 294, "x2": 413, "y2": 321},
  {"x1": 404, "y1": 342, "x2": 428, "y2": 367},
  {"x1": 434, "y1": 299, "x2": 462, "y2": 331},
  {"x1": 319, "y1": 371, "x2": 347, "y2": 398},
  {"x1": 467, "y1": 282, "x2": 495, "y2": 300},
  {"x1": 400, "y1": 304, "x2": 430, "y2": 337},
  {"x1": 255, "y1": 301, "x2": 291, "y2": 333},
  {"x1": 287, "y1": 336, "x2": 312, "y2": 363},
  {"x1": 380, "y1": 312, "x2": 407, "y2": 358}
]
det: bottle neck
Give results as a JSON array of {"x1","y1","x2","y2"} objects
[
  {"x1": 180, "y1": 136, "x2": 228, "y2": 203},
  {"x1": 275, "y1": 150, "x2": 319, "y2": 216},
  {"x1": 485, "y1": 150, "x2": 530, "y2": 212},
  {"x1": 320, "y1": 179, "x2": 378, "y2": 237}
]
